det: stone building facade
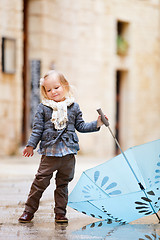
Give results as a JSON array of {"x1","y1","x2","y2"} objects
[
  {"x1": 0, "y1": 0, "x2": 160, "y2": 158},
  {"x1": 0, "y1": 0, "x2": 23, "y2": 155}
]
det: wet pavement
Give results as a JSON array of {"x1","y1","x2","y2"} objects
[{"x1": 0, "y1": 152, "x2": 160, "y2": 239}]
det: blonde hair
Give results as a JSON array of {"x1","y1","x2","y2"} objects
[{"x1": 40, "y1": 70, "x2": 73, "y2": 99}]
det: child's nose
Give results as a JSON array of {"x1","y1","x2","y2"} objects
[{"x1": 51, "y1": 89, "x2": 56, "y2": 94}]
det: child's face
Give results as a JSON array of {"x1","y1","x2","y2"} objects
[{"x1": 44, "y1": 76, "x2": 66, "y2": 102}]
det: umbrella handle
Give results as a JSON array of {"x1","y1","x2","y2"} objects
[{"x1": 97, "y1": 108, "x2": 109, "y2": 127}]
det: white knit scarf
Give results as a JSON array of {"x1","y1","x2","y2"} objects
[{"x1": 42, "y1": 97, "x2": 74, "y2": 130}]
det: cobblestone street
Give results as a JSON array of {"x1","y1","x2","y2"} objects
[{"x1": 0, "y1": 152, "x2": 160, "y2": 239}]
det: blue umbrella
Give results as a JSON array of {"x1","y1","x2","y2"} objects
[{"x1": 68, "y1": 109, "x2": 160, "y2": 224}]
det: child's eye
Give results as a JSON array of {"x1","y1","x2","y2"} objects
[
  {"x1": 47, "y1": 89, "x2": 51, "y2": 92},
  {"x1": 55, "y1": 86, "x2": 59, "y2": 89}
]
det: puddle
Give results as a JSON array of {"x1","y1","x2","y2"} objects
[
  {"x1": 1, "y1": 219, "x2": 160, "y2": 240},
  {"x1": 71, "y1": 220, "x2": 160, "y2": 240}
]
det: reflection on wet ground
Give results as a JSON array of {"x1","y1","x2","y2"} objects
[
  {"x1": 72, "y1": 220, "x2": 160, "y2": 240},
  {"x1": 1, "y1": 216, "x2": 160, "y2": 240}
]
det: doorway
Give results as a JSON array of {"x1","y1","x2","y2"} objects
[
  {"x1": 115, "y1": 70, "x2": 128, "y2": 154},
  {"x1": 22, "y1": 0, "x2": 30, "y2": 144}
]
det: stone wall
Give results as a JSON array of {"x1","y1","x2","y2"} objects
[
  {"x1": 25, "y1": 0, "x2": 160, "y2": 158},
  {"x1": 0, "y1": 0, "x2": 159, "y2": 158},
  {"x1": 41, "y1": 0, "x2": 160, "y2": 157},
  {"x1": 0, "y1": 0, "x2": 23, "y2": 155}
]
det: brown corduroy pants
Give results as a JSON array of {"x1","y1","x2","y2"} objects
[{"x1": 24, "y1": 154, "x2": 75, "y2": 215}]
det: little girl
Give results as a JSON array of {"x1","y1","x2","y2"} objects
[{"x1": 19, "y1": 70, "x2": 103, "y2": 223}]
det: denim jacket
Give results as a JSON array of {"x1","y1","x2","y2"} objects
[{"x1": 27, "y1": 102, "x2": 100, "y2": 152}]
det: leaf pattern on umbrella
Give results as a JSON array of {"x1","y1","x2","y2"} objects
[
  {"x1": 135, "y1": 161, "x2": 160, "y2": 216},
  {"x1": 139, "y1": 233, "x2": 160, "y2": 240},
  {"x1": 82, "y1": 171, "x2": 122, "y2": 199},
  {"x1": 135, "y1": 199, "x2": 153, "y2": 215},
  {"x1": 148, "y1": 161, "x2": 160, "y2": 187},
  {"x1": 135, "y1": 190, "x2": 160, "y2": 215},
  {"x1": 155, "y1": 162, "x2": 160, "y2": 184},
  {"x1": 101, "y1": 205, "x2": 126, "y2": 224}
]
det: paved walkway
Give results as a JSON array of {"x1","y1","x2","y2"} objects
[{"x1": 0, "y1": 152, "x2": 160, "y2": 239}]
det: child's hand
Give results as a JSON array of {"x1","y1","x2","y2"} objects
[
  {"x1": 23, "y1": 146, "x2": 34, "y2": 157},
  {"x1": 97, "y1": 115, "x2": 103, "y2": 127},
  {"x1": 97, "y1": 115, "x2": 108, "y2": 128}
]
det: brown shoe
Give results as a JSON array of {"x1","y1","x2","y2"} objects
[
  {"x1": 55, "y1": 213, "x2": 68, "y2": 223},
  {"x1": 18, "y1": 211, "x2": 34, "y2": 223}
]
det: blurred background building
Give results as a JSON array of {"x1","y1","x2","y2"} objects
[{"x1": 0, "y1": 0, "x2": 160, "y2": 158}]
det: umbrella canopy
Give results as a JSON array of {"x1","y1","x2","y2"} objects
[{"x1": 68, "y1": 139, "x2": 160, "y2": 224}]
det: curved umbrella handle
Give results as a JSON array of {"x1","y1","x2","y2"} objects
[{"x1": 97, "y1": 108, "x2": 109, "y2": 127}]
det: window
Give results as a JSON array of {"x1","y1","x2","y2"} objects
[
  {"x1": 2, "y1": 37, "x2": 16, "y2": 74},
  {"x1": 117, "y1": 21, "x2": 129, "y2": 56}
]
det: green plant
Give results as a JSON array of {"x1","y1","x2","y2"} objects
[{"x1": 117, "y1": 35, "x2": 129, "y2": 56}]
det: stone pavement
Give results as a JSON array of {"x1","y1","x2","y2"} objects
[{"x1": 0, "y1": 152, "x2": 160, "y2": 240}]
